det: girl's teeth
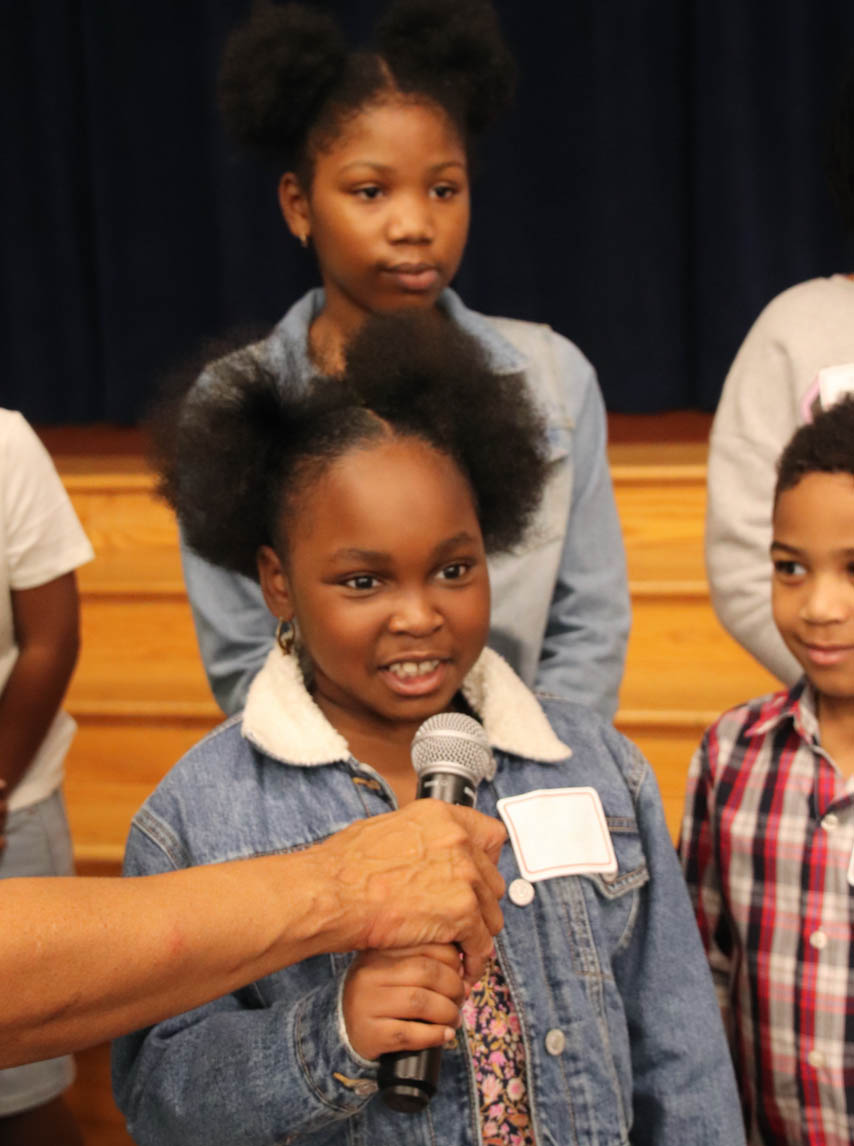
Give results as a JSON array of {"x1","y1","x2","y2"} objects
[{"x1": 389, "y1": 659, "x2": 439, "y2": 678}]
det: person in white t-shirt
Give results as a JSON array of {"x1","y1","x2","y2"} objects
[{"x1": 0, "y1": 409, "x2": 93, "y2": 1146}]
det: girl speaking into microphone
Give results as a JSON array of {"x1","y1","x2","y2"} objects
[{"x1": 113, "y1": 313, "x2": 743, "y2": 1146}]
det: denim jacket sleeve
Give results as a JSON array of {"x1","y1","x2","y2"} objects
[
  {"x1": 112, "y1": 824, "x2": 380, "y2": 1146},
  {"x1": 180, "y1": 537, "x2": 274, "y2": 717},
  {"x1": 678, "y1": 736, "x2": 735, "y2": 1035},
  {"x1": 611, "y1": 739, "x2": 745, "y2": 1144},
  {"x1": 534, "y1": 338, "x2": 630, "y2": 719}
]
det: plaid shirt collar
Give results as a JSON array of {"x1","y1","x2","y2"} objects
[{"x1": 745, "y1": 675, "x2": 820, "y2": 746}]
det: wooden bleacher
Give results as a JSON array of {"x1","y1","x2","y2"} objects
[{"x1": 44, "y1": 416, "x2": 779, "y2": 1145}]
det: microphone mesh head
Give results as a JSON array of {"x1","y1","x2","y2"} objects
[{"x1": 411, "y1": 712, "x2": 495, "y2": 785}]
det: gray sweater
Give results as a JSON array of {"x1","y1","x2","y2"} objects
[{"x1": 706, "y1": 274, "x2": 854, "y2": 682}]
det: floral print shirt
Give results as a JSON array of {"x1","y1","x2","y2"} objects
[{"x1": 462, "y1": 957, "x2": 535, "y2": 1145}]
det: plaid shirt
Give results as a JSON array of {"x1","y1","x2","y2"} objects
[{"x1": 680, "y1": 679, "x2": 854, "y2": 1146}]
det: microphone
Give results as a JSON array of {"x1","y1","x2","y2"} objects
[{"x1": 378, "y1": 712, "x2": 494, "y2": 1114}]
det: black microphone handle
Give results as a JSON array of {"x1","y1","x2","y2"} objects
[{"x1": 378, "y1": 768, "x2": 476, "y2": 1113}]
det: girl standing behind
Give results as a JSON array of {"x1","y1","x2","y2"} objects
[
  {"x1": 181, "y1": 0, "x2": 629, "y2": 720},
  {"x1": 114, "y1": 315, "x2": 742, "y2": 1146}
]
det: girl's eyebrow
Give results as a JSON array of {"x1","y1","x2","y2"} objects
[
  {"x1": 329, "y1": 532, "x2": 480, "y2": 566},
  {"x1": 337, "y1": 159, "x2": 467, "y2": 176},
  {"x1": 770, "y1": 541, "x2": 803, "y2": 555},
  {"x1": 432, "y1": 531, "x2": 480, "y2": 559}
]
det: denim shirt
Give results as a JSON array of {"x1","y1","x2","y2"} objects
[
  {"x1": 179, "y1": 289, "x2": 630, "y2": 720},
  {"x1": 113, "y1": 649, "x2": 744, "y2": 1146}
]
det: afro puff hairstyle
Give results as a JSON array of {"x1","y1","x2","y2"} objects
[
  {"x1": 151, "y1": 312, "x2": 548, "y2": 581},
  {"x1": 775, "y1": 394, "x2": 854, "y2": 503},
  {"x1": 217, "y1": 0, "x2": 515, "y2": 178}
]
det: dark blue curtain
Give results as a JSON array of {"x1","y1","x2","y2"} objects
[{"x1": 3, "y1": 1, "x2": 854, "y2": 423}]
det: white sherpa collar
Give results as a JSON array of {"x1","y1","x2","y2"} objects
[{"x1": 242, "y1": 646, "x2": 570, "y2": 767}]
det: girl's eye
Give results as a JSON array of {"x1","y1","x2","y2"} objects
[
  {"x1": 437, "y1": 561, "x2": 470, "y2": 581},
  {"x1": 432, "y1": 183, "x2": 458, "y2": 200},
  {"x1": 353, "y1": 185, "x2": 383, "y2": 201},
  {"x1": 773, "y1": 559, "x2": 806, "y2": 578},
  {"x1": 342, "y1": 574, "x2": 380, "y2": 591}
]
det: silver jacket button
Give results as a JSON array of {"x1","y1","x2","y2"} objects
[
  {"x1": 545, "y1": 1028, "x2": 566, "y2": 1056},
  {"x1": 508, "y1": 878, "x2": 535, "y2": 906}
]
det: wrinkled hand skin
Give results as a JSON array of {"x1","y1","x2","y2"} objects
[{"x1": 316, "y1": 802, "x2": 506, "y2": 982}]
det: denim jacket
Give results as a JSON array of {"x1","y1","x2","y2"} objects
[
  {"x1": 179, "y1": 289, "x2": 630, "y2": 720},
  {"x1": 113, "y1": 649, "x2": 744, "y2": 1146}
]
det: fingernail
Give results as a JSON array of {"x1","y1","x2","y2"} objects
[{"x1": 444, "y1": 1027, "x2": 456, "y2": 1044}]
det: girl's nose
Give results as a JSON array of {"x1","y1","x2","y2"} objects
[
  {"x1": 385, "y1": 195, "x2": 434, "y2": 245},
  {"x1": 387, "y1": 591, "x2": 442, "y2": 635}
]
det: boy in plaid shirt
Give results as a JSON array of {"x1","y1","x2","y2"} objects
[{"x1": 680, "y1": 395, "x2": 854, "y2": 1146}]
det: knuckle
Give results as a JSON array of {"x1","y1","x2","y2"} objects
[{"x1": 407, "y1": 986, "x2": 428, "y2": 1013}]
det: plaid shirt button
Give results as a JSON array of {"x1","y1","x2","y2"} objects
[
  {"x1": 807, "y1": 1049, "x2": 826, "y2": 1069},
  {"x1": 809, "y1": 930, "x2": 828, "y2": 950},
  {"x1": 821, "y1": 813, "x2": 839, "y2": 831}
]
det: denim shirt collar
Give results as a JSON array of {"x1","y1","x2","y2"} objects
[
  {"x1": 242, "y1": 646, "x2": 570, "y2": 767},
  {"x1": 265, "y1": 287, "x2": 529, "y2": 385}
]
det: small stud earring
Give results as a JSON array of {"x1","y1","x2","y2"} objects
[
  {"x1": 298, "y1": 233, "x2": 309, "y2": 249},
  {"x1": 275, "y1": 618, "x2": 295, "y2": 655}
]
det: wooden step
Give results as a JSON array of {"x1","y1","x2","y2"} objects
[
  {"x1": 613, "y1": 464, "x2": 706, "y2": 583},
  {"x1": 65, "y1": 715, "x2": 219, "y2": 874},
  {"x1": 623, "y1": 590, "x2": 778, "y2": 713}
]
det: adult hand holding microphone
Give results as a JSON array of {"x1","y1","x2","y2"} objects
[
  {"x1": 1, "y1": 792, "x2": 504, "y2": 1070},
  {"x1": 342, "y1": 714, "x2": 497, "y2": 1113}
]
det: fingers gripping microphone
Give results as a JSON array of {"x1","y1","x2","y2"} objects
[{"x1": 378, "y1": 713, "x2": 494, "y2": 1114}]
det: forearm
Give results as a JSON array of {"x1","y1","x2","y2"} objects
[
  {"x1": 2, "y1": 573, "x2": 81, "y2": 791},
  {"x1": 0, "y1": 642, "x2": 78, "y2": 792},
  {"x1": 1, "y1": 855, "x2": 334, "y2": 1066},
  {"x1": 3, "y1": 803, "x2": 504, "y2": 1066}
]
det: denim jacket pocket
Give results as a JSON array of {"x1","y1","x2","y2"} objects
[
  {"x1": 576, "y1": 818, "x2": 650, "y2": 959},
  {"x1": 589, "y1": 816, "x2": 650, "y2": 899}
]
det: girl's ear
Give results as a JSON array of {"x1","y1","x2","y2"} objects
[
  {"x1": 257, "y1": 544, "x2": 294, "y2": 622},
  {"x1": 278, "y1": 173, "x2": 311, "y2": 246}
]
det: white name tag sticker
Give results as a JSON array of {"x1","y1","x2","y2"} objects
[{"x1": 497, "y1": 787, "x2": 618, "y2": 882}]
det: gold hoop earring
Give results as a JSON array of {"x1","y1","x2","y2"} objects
[{"x1": 276, "y1": 618, "x2": 295, "y2": 655}]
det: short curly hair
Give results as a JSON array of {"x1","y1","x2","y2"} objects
[
  {"x1": 775, "y1": 394, "x2": 854, "y2": 502},
  {"x1": 218, "y1": 0, "x2": 515, "y2": 181},
  {"x1": 151, "y1": 312, "x2": 548, "y2": 580}
]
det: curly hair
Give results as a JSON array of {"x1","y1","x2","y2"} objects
[
  {"x1": 151, "y1": 312, "x2": 548, "y2": 580},
  {"x1": 218, "y1": 0, "x2": 515, "y2": 181},
  {"x1": 775, "y1": 394, "x2": 854, "y2": 501}
]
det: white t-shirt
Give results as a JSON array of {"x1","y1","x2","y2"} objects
[{"x1": 0, "y1": 410, "x2": 94, "y2": 811}]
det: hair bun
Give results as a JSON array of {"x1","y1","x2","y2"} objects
[
  {"x1": 218, "y1": 3, "x2": 346, "y2": 163},
  {"x1": 377, "y1": 0, "x2": 515, "y2": 134}
]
